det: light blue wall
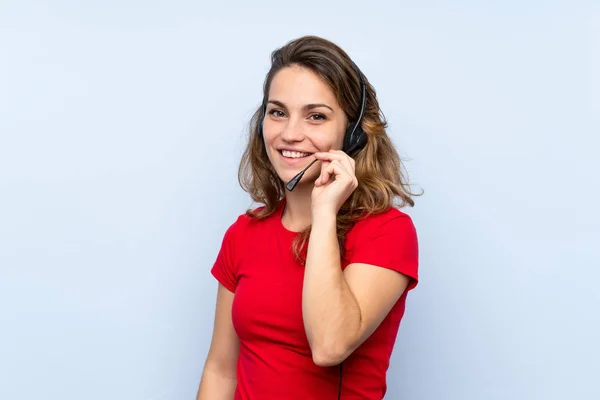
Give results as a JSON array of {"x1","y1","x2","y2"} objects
[{"x1": 1, "y1": 1, "x2": 598, "y2": 399}]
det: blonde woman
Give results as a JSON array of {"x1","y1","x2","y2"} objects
[{"x1": 197, "y1": 35, "x2": 421, "y2": 400}]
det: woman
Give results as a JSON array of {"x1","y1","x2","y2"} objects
[{"x1": 197, "y1": 35, "x2": 420, "y2": 400}]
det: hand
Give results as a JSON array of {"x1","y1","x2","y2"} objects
[{"x1": 311, "y1": 150, "x2": 358, "y2": 217}]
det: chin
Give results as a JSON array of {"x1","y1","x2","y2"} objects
[{"x1": 276, "y1": 171, "x2": 298, "y2": 184}]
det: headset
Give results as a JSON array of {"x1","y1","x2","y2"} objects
[{"x1": 258, "y1": 63, "x2": 368, "y2": 192}]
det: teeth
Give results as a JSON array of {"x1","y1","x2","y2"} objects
[{"x1": 282, "y1": 150, "x2": 310, "y2": 158}]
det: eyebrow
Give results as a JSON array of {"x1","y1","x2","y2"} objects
[{"x1": 267, "y1": 100, "x2": 334, "y2": 112}]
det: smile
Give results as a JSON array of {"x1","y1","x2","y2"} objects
[{"x1": 279, "y1": 150, "x2": 312, "y2": 159}]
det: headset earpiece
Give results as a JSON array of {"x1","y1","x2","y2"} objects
[
  {"x1": 257, "y1": 105, "x2": 266, "y2": 137},
  {"x1": 342, "y1": 68, "x2": 368, "y2": 157},
  {"x1": 342, "y1": 123, "x2": 367, "y2": 156}
]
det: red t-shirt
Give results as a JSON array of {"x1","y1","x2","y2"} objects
[{"x1": 211, "y1": 200, "x2": 419, "y2": 400}]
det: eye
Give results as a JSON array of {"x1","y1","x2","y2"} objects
[
  {"x1": 309, "y1": 113, "x2": 327, "y2": 121},
  {"x1": 268, "y1": 109, "x2": 286, "y2": 118}
]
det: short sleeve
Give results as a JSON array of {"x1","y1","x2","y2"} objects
[
  {"x1": 210, "y1": 217, "x2": 242, "y2": 293},
  {"x1": 346, "y1": 213, "x2": 419, "y2": 291}
]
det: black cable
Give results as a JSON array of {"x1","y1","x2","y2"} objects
[{"x1": 337, "y1": 362, "x2": 343, "y2": 400}]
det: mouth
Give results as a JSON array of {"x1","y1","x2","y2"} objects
[{"x1": 278, "y1": 149, "x2": 313, "y2": 159}]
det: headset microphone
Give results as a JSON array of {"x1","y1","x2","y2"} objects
[{"x1": 285, "y1": 158, "x2": 318, "y2": 191}]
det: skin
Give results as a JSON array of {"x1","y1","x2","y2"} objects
[{"x1": 197, "y1": 65, "x2": 410, "y2": 399}]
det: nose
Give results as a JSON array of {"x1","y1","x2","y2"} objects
[{"x1": 280, "y1": 118, "x2": 305, "y2": 143}]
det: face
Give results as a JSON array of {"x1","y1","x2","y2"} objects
[{"x1": 262, "y1": 65, "x2": 348, "y2": 186}]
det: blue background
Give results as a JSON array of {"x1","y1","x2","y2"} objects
[{"x1": 1, "y1": 1, "x2": 598, "y2": 399}]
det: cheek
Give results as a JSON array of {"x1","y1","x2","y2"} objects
[
  {"x1": 261, "y1": 131, "x2": 279, "y2": 162},
  {"x1": 312, "y1": 125, "x2": 346, "y2": 151},
  {"x1": 262, "y1": 120, "x2": 278, "y2": 144},
  {"x1": 263, "y1": 134, "x2": 277, "y2": 153},
  {"x1": 336, "y1": 129, "x2": 346, "y2": 148},
  {"x1": 331, "y1": 118, "x2": 348, "y2": 149}
]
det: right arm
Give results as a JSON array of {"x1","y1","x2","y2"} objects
[{"x1": 196, "y1": 283, "x2": 240, "y2": 400}]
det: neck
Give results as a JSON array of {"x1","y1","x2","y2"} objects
[{"x1": 281, "y1": 181, "x2": 313, "y2": 232}]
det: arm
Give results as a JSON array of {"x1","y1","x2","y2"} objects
[
  {"x1": 196, "y1": 283, "x2": 239, "y2": 400},
  {"x1": 302, "y1": 150, "x2": 412, "y2": 367},
  {"x1": 302, "y1": 211, "x2": 410, "y2": 367}
]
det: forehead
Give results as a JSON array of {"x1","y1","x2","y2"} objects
[{"x1": 268, "y1": 65, "x2": 339, "y2": 108}]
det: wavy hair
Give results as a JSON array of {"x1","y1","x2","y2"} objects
[{"x1": 238, "y1": 35, "x2": 422, "y2": 262}]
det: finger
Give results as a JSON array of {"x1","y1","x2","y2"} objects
[
  {"x1": 317, "y1": 159, "x2": 350, "y2": 186},
  {"x1": 335, "y1": 152, "x2": 355, "y2": 174},
  {"x1": 316, "y1": 159, "x2": 341, "y2": 186},
  {"x1": 319, "y1": 160, "x2": 354, "y2": 184},
  {"x1": 314, "y1": 151, "x2": 355, "y2": 173},
  {"x1": 332, "y1": 150, "x2": 356, "y2": 169},
  {"x1": 315, "y1": 161, "x2": 331, "y2": 186},
  {"x1": 314, "y1": 151, "x2": 346, "y2": 161},
  {"x1": 315, "y1": 160, "x2": 331, "y2": 186}
]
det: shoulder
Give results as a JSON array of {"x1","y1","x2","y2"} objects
[
  {"x1": 349, "y1": 207, "x2": 416, "y2": 238},
  {"x1": 344, "y1": 207, "x2": 418, "y2": 257},
  {"x1": 224, "y1": 210, "x2": 255, "y2": 236},
  {"x1": 344, "y1": 207, "x2": 419, "y2": 283},
  {"x1": 222, "y1": 204, "x2": 271, "y2": 238}
]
